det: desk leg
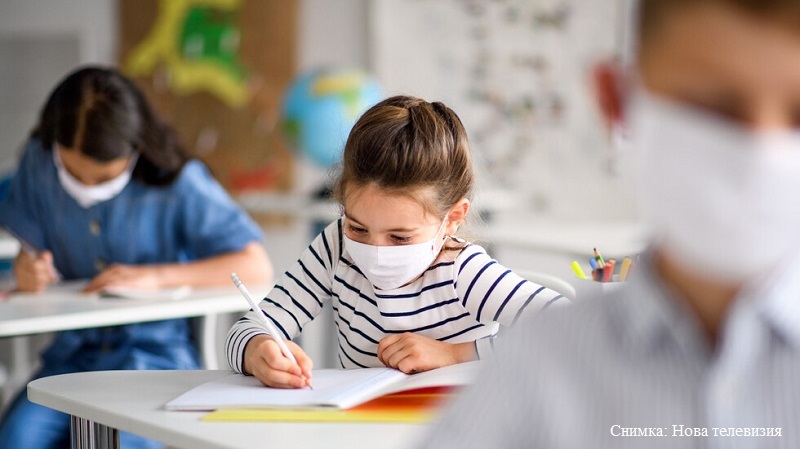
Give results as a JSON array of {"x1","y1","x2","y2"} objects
[
  {"x1": 2, "y1": 337, "x2": 31, "y2": 406},
  {"x1": 199, "y1": 314, "x2": 219, "y2": 370},
  {"x1": 70, "y1": 415, "x2": 119, "y2": 449}
]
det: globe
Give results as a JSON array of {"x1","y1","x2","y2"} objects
[{"x1": 281, "y1": 68, "x2": 383, "y2": 168}]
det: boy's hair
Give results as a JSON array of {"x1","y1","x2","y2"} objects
[
  {"x1": 640, "y1": 0, "x2": 800, "y2": 42},
  {"x1": 334, "y1": 95, "x2": 474, "y2": 219}
]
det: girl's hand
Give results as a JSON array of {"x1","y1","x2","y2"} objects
[
  {"x1": 243, "y1": 335, "x2": 313, "y2": 389},
  {"x1": 377, "y1": 332, "x2": 477, "y2": 374},
  {"x1": 14, "y1": 250, "x2": 58, "y2": 292},
  {"x1": 83, "y1": 264, "x2": 163, "y2": 293}
]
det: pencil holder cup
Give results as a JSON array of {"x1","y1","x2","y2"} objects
[{"x1": 571, "y1": 276, "x2": 625, "y2": 302}]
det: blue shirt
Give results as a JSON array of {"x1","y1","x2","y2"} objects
[
  {"x1": 421, "y1": 251, "x2": 800, "y2": 449},
  {"x1": 0, "y1": 139, "x2": 264, "y2": 373}
]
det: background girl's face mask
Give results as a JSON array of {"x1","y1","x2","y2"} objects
[
  {"x1": 629, "y1": 89, "x2": 800, "y2": 283},
  {"x1": 53, "y1": 148, "x2": 137, "y2": 208}
]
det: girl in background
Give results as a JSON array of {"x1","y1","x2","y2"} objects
[{"x1": 0, "y1": 66, "x2": 272, "y2": 449}]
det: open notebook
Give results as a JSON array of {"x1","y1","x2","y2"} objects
[{"x1": 165, "y1": 361, "x2": 481, "y2": 411}]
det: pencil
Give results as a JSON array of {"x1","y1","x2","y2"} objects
[
  {"x1": 619, "y1": 257, "x2": 632, "y2": 282},
  {"x1": 602, "y1": 259, "x2": 616, "y2": 282},
  {"x1": 594, "y1": 248, "x2": 606, "y2": 269},
  {"x1": 571, "y1": 261, "x2": 588, "y2": 279},
  {"x1": 231, "y1": 273, "x2": 313, "y2": 389}
]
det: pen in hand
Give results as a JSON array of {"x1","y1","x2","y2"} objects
[
  {"x1": 230, "y1": 273, "x2": 313, "y2": 389},
  {"x1": 4, "y1": 227, "x2": 61, "y2": 287}
]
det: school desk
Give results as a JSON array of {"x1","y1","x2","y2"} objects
[
  {"x1": 0, "y1": 283, "x2": 270, "y2": 406},
  {"x1": 28, "y1": 369, "x2": 427, "y2": 449}
]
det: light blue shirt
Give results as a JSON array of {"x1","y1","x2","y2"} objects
[
  {"x1": 0, "y1": 139, "x2": 262, "y2": 278},
  {"x1": 0, "y1": 139, "x2": 264, "y2": 372},
  {"x1": 421, "y1": 252, "x2": 800, "y2": 448}
]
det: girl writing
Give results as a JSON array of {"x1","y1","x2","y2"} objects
[
  {"x1": 226, "y1": 95, "x2": 565, "y2": 388},
  {"x1": 0, "y1": 66, "x2": 272, "y2": 449}
]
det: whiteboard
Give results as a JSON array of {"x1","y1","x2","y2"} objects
[{"x1": 370, "y1": 0, "x2": 635, "y2": 220}]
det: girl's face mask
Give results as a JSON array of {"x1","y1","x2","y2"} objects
[
  {"x1": 629, "y1": 88, "x2": 800, "y2": 283},
  {"x1": 53, "y1": 147, "x2": 137, "y2": 208},
  {"x1": 344, "y1": 217, "x2": 448, "y2": 290}
]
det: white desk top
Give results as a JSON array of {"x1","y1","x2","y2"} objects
[
  {"x1": 0, "y1": 282, "x2": 270, "y2": 338},
  {"x1": 28, "y1": 370, "x2": 427, "y2": 449}
]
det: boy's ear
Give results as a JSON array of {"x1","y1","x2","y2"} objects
[
  {"x1": 592, "y1": 60, "x2": 627, "y2": 128},
  {"x1": 445, "y1": 199, "x2": 470, "y2": 236}
]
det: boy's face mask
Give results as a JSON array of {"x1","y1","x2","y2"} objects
[
  {"x1": 344, "y1": 217, "x2": 448, "y2": 290},
  {"x1": 629, "y1": 88, "x2": 800, "y2": 283},
  {"x1": 53, "y1": 148, "x2": 137, "y2": 209}
]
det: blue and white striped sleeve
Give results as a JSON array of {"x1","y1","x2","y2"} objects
[
  {"x1": 455, "y1": 245, "x2": 566, "y2": 325},
  {"x1": 225, "y1": 220, "x2": 341, "y2": 374},
  {"x1": 454, "y1": 245, "x2": 566, "y2": 359}
]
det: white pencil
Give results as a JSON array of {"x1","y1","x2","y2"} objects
[{"x1": 230, "y1": 273, "x2": 311, "y2": 388}]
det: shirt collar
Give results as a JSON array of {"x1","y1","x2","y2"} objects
[
  {"x1": 742, "y1": 254, "x2": 800, "y2": 349},
  {"x1": 618, "y1": 250, "x2": 712, "y2": 358},
  {"x1": 621, "y1": 249, "x2": 800, "y2": 354}
]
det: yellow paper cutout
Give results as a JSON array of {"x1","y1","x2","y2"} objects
[{"x1": 125, "y1": 0, "x2": 250, "y2": 108}]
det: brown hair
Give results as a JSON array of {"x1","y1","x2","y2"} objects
[
  {"x1": 334, "y1": 95, "x2": 474, "y2": 220},
  {"x1": 639, "y1": 0, "x2": 800, "y2": 43}
]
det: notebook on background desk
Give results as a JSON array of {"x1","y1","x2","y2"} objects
[{"x1": 4, "y1": 280, "x2": 192, "y2": 301}]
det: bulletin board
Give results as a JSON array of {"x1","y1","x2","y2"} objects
[
  {"x1": 118, "y1": 0, "x2": 297, "y2": 198},
  {"x1": 371, "y1": 0, "x2": 633, "y2": 219}
]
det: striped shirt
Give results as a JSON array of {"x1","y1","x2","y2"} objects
[
  {"x1": 226, "y1": 218, "x2": 565, "y2": 372},
  {"x1": 421, "y1": 251, "x2": 800, "y2": 449}
]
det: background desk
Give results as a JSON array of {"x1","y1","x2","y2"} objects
[
  {"x1": 28, "y1": 370, "x2": 427, "y2": 449},
  {"x1": 484, "y1": 215, "x2": 647, "y2": 285},
  {"x1": 0, "y1": 284, "x2": 270, "y2": 408}
]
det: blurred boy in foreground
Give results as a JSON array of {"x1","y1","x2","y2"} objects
[{"x1": 420, "y1": 0, "x2": 800, "y2": 447}]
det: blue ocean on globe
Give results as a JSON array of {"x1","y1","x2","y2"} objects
[{"x1": 281, "y1": 68, "x2": 383, "y2": 168}]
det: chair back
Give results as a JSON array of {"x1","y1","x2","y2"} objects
[{"x1": 513, "y1": 269, "x2": 576, "y2": 302}]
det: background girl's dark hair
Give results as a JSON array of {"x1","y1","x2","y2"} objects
[
  {"x1": 334, "y1": 95, "x2": 474, "y2": 219},
  {"x1": 32, "y1": 66, "x2": 190, "y2": 185}
]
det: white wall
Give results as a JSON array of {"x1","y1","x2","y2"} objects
[
  {"x1": 298, "y1": 0, "x2": 369, "y2": 71},
  {"x1": 0, "y1": 0, "x2": 117, "y2": 62}
]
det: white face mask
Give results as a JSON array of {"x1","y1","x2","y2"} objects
[
  {"x1": 53, "y1": 148, "x2": 137, "y2": 208},
  {"x1": 629, "y1": 89, "x2": 800, "y2": 283},
  {"x1": 344, "y1": 217, "x2": 448, "y2": 290}
]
